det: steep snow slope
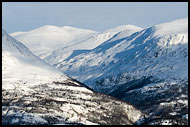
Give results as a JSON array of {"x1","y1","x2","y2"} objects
[
  {"x1": 60, "y1": 18, "x2": 188, "y2": 85},
  {"x1": 43, "y1": 25, "x2": 142, "y2": 66},
  {"x1": 10, "y1": 25, "x2": 97, "y2": 57},
  {"x1": 57, "y1": 18, "x2": 188, "y2": 125},
  {"x1": 76, "y1": 25, "x2": 142, "y2": 50},
  {"x1": 2, "y1": 29, "x2": 145, "y2": 125},
  {"x1": 41, "y1": 32, "x2": 117, "y2": 66},
  {"x1": 2, "y1": 29, "x2": 66, "y2": 86}
]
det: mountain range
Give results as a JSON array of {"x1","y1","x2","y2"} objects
[
  {"x1": 2, "y1": 29, "x2": 146, "y2": 125},
  {"x1": 3, "y1": 17, "x2": 188, "y2": 125}
]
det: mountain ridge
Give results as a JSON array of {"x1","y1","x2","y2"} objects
[{"x1": 59, "y1": 18, "x2": 188, "y2": 85}]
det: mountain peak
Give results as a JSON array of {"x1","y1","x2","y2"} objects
[
  {"x1": 104, "y1": 24, "x2": 142, "y2": 33},
  {"x1": 61, "y1": 25, "x2": 80, "y2": 29},
  {"x1": 152, "y1": 18, "x2": 188, "y2": 37},
  {"x1": 10, "y1": 25, "x2": 97, "y2": 56}
]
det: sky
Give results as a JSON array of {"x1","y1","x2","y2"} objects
[{"x1": 2, "y1": 2, "x2": 188, "y2": 33}]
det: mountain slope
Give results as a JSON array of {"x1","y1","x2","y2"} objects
[
  {"x1": 2, "y1": 29, "x2": 65, "y2": 85},
  {"x1": 43, "y1": 25, "x2": 142, "y2": 66},
  {"x1": 56, "y1": 18, "x2": 188, "y2": 125},
  {"x1": 2, "y1": 29, "x2": 145, "y2": 125},
  {"x1": 60, "y1": 18, "x2": 188, "y2": 85}
]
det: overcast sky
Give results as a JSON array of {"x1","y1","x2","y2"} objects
[{"x1": 2, "y1": 2, "x2": 188, "y2": 33}]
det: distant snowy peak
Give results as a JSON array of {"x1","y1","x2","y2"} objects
[
  {"x1": 39, "y1": 24, "x2": 143, "y2": 66},
  {"x1": 104, "y1": 25, "x2": 142, "y2": 33},
  {"x1": 9, "y1": 24, "x2": 142, "y2": 59},
  {"x1": 65, "y1": 24, "x2": 143, "y2": 50},
  {"x1": 71, "y1": 32, "x2": 117, "y2": 50},
  {"x1": 61, "y1": 25, "x2": 96, "y2": 32},
  {"x1": 100, "y1": 25, "x2": 143, "y2": 43},
  {"x1": 58, "y1": 18, "x2": 188, "y2": 85},
  {"x1": 10, "y1": 25, "x2": 98, "y2": 56},
  {"x1": 40, "y1": 32, "x2": 116, "y2": 66},
  {"x1": 150, "y1": 18, "x2": 188, "y2": 38},
  {"x1": 104, "y1": 18, "x2": 188, "y2": 49},
  {"x1": 140, "y1": 18, "x2": 188, "y2": 47},
  {"x1": 26, "y1": 25, "x2": 97, "y2": 35}
]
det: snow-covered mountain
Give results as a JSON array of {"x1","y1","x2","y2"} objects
[
  {"x1": 60, "y1": 18, "x2": 188, "y2": 85},
  {"x1": 55, "y1": 18, "x2": 188, "y2": 125},
  {"x1": 44, "y1": 25, "x2": 142, "y2": 66},
  {"x1": 11, "y1": 25, "x2": 142, "y2": 66},
  {"x1": 2, "y1": 29, "x2": 146, "y2": 125},
  {"x1": 5, "y1": 18, "x2": 188, "y2": 125},
  {"x1": 40, "y1": 32, "x2": 116, "y2": 66},
  {"x1": 10, "y1": 25, "x2": 97, "y2": 58}
]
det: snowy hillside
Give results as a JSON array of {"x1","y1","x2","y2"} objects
[
  {"x1": 56, "y1": 18, "x2": 188, "y2": 125},
  {"x1": 2, "y1": 29, "x2": 146, "y2": 125},
  {"x1": 2, "y1": 29, "x2": 66, "y2": 85},
  {"x1": 60, "y1": 18, "x2": 188, "y2": 85},
  {"x1": 10, "y1": 25, "x2": 97, "y2": 57},
  {"x1": 41, "y1": 32, "x2": 116, "y2": 66}
]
